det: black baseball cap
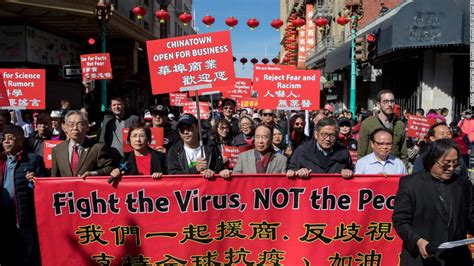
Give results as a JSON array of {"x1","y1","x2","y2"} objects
[
  {"x1": 177, "y1": 114, "x2": 198, "y2": 127},
  {"x1": 150, "y1": 104, "x2": 169, "y2": 115},
  {"x1": 221, "y1": 98, "x2": 236, "y2": 107},
  {"x1": 338, "y1": 118, "x2": 352, "y2": 127}
]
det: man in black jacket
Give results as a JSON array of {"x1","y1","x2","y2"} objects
[
  {"x1": 287, "y1": 118, "x2": 353, "y2": 178},
  {"x1": 168, "y1": 114, "x2": 227, "y2": 178}
]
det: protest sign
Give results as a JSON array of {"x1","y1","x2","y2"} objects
[
  {"x1": 407, "y1": 115, "x2": 437, "y2": 138},
  {"x1": 122, "y1": 127, "x2": 164, "y2": 153},
  {"x1": 35, "y1": 175, "x2": 402, "y2": 265},
  {"x1": 0, "y1": 76, "x2": 10, "y2": 107},
  {"x1": 80, "y1": 53, "x2": 113, "y2": 80},
  {"x1": 169, "y1": 92, "x2": 188, "y2": 107},
  {"x1": 222, "y1": 78, "x2": 252, "y2": 99},
  {"x1": 253, "y1": 64, "x2": 320, "y2": 110},
  {"x1": 222, "y1": 146, "x2": 246, "y2": 168},
  {"x1": 43, "y1": 140, "x2": 63, "y2": 168},
  {"x1": 183, "y1": 101, "x2": 210, "y2": 119},
  {"x1": 147, "y1": 31, "x2": 235, "y2": 94},
  {"x1": 0, "y1": 69, "x2": 45, "y2": 109}
]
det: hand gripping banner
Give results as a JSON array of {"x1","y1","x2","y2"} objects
[{"x1": 34, "y1": 175, "x2": 402, "y2": 265}]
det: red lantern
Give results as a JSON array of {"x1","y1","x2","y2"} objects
[
  {"x1": 225, "y1": 16, "x2": 238, "y2": 29},
  {"x1": 314, "y1": 17, "x2": 329, "y2": 27},
  {"x1": 261, "y1": 58, "x2": 269, "y2": 64},
  {"x1": 132, "y1": 6, "x2": 147, "y2": 20},
  {"x1": 270, "y1": 19, "x2": 284, "y2": 30},
  {"x1": 272, "y1": 58, "x2": 279, "y2": 64},
  {"x1": 247, "y1": 18, "x2": 260, "y2": 30},
  {"x1": 233, "y1": 56, "x2": 236, "y2": 62},
  {"x1": 240, "y1": 57, "x2": 248, "y2": 65},
  {"x1": 155, "y1": 9, "x2": 169, "y2": 24},
  {"x1": 88, "y1": 38, "x2": 95, "y2": 45},
  {"x1": 293, "y1": 17, "x2": 306, "y2": 28},
  {"x1": 179, "y1": 12, "x2": 193, "y2": 26},
  {"x1": 250, "y1": 58, "x2": 258, "y2": 64},
  {"x1": 202, "y1": 15, "x2": 215, "y2": 28},
  {"x1": 336, "y1": 16, "x2": 350, "y2": 25}
]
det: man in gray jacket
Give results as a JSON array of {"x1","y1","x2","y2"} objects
[{"x1": 233, "y1": 124, "x2": 287, "y2": 174}]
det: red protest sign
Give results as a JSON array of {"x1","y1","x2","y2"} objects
[
  {"x1": 123, "y1": 127, "x2": 165, "y2": 153},
  {"x1": 0, "y1": 69, "x2": 46, "y2": 109},
  {"x1": 253, "y1": 64, "x2": 320, "y2": 111},
  {"x1": 0, "y1": 76, "x2": 10, "y2": 107},
  {"x1": 169, "y1": 92, "x2": 188, "y2": 107},
  {"x1": 147, "y1": 31, "x2": 235, "y2": 94},
  {"x1": 407, "y1": 115, "x2": 437, "y2": 138},
  {"x1": 35, "y1": 175, "x2": 402, "y2": 265},
  {"x1": 239, "y1": 97, "x2": 259, "y2": 108},
  {"x1": 43, "y1": 140, "x2": 63, "y2": 168},
  {"x1": 222, "y1": 78, "x2": 252, "y2": 99},
  {"x1": 183, "y1": 101, "x2": 210, "y2": 119},
  {"x1": 222, "y1": 145, "x2": 246, "y2": 169},
  {"x1": 80, "y1": 53, "x2": 113, "y2": 80}
]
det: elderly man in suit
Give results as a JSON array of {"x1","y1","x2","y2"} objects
[
  {"x1": 233, "y1": 124, "x2": 287, "y2": 174},
  {"x1": 51, "y1": 110, "x2": 114, "y2": 178}
]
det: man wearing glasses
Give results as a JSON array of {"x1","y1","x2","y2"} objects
[
  {"x1": 260, "y1": 109, "x2": 276, "y2": 127},
  {"x1": 51, "y1": 110, "x2": 114, "y2": 178},
  {"x1": 357, "y1": 89, "x2": 408, "y2": 164},
  {"x1": 287, "y1": 118, "x2": 353, "y2": 178},
  {"x1": 221, "y1": 98, "x2": 240, "y2": 138},
  {"x1": 355, "y1": 128, "x2": 407, "y2": 175}
]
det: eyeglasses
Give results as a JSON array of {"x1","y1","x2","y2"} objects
[
  {"x1": 262, "y1": 113, "x2": 273, "y2": 117},
  {"x1": 381, "y1": 99, "x2": 396, "y2": 105},
  {"x1": 319, "y1": 132, "x2": 337, "y2": 140},
  {"x1": 2, "y1": 136, "x2": 17, "y2": 141},
  {"x1": 294, "y1": 122, "x2": 305, "y2": 126},
  {"x1": 218, "y1": 126, "x2": 230, "y2": 130},
  {"x1": 66, "y1": 122, "x2": 87, "y2": 128},
  {"x1": 223, "y1": 106, "x2": 234, "y2": 110},
  {"x1": 436, "y1": 160, "x2": 460, "y2": 170},
  {"x1": 373, "y1": 141, "x2": 393, "y2": 147}
]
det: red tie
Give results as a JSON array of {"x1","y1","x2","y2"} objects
[{"x1": 71, "y1": 144, "x2": 79, "y2": 175}]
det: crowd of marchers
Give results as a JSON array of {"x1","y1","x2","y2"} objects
[{"x1": 1, "y1": 88, "x2": 474, "y2": 265}]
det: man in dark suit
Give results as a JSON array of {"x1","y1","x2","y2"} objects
[
  {"x1": 392, "y1": 139, "x2": 474, "y2": 265},
  {"x1": 98, "y1": 97, "x2": 139, "y2": 161},
  {"x1": 51, "y1": 110, "x2": 114, "y2": 178}
]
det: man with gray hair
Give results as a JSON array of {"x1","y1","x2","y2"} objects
[
  {"x1": 51, "y1": 110, "x2": 114, "y2": 178},
  {"x1": 287, "y1": 118, "x2": 353, "y2": 178}
]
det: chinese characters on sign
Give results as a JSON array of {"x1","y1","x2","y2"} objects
[
  {"x1": 253, "y1": 64, "x2": 320, "y2": 111},
  {"x1": 0, "y1": 69, "x2": 46, "y2": 109},
  {"x1": 147, "y1": 31, "x2": 235, "y2": 94},
  {"x1": 80, "y1": 53, "x2": 113, "y2": 80}
]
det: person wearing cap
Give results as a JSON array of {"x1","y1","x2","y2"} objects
[
  {"x1": 221, "y1": 98, "x2": 240, "y2": 138},
  {"x1": 457, "y1": 109, "x2": 474, "y2": 144},
  {"x1": 355, "y1": 128, "x2": 407, "y2": 175},
  {"x1": 252, "y1": 113, "x2": 261, "y2": 124},
  {"x1": 323, "y1": 104, "x2": 334, "y2": 116},
  {"x1": 51, "y1": 110, "x2": 114, "y2": 178},
  {"x1": 357, "y1": 89, "x2": 408, "y2": 164},
  {"x1": 167, "y1": 113, "x2": 177, "y2": 130},
  {"x1": 150, "y1": 104, "x2": 180, "y2": 154},
  {"x1": 99, "y1": 97, "x2": 139, "y2": 161},
  {"x1": 0, "y1": 125, "x2": 46, "y2": 265},
  {"x1": 337, "y1": 118, "x2": 358, "y2": 163},
  {"x1": 26, "y1": 113, "x2": 52, "y2": 158},
  {"x1": 167, "y1": 114, "x2": 227, "y2": 178},
  {"x1": 50, "y1": 110, "x2": 65, "y2": 140},
  {"x1": 260, "y1": 109, "x2": 276, "y2": 127}
]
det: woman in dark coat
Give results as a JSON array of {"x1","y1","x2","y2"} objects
[{"x1": 110, "y1": 123, "x2": 166, "y2": 180}]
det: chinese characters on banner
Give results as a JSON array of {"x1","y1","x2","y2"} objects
[
  {"x1": 80, "y1": 53, "x2": 113, "y2": 80},
  {"x1": 169, "y1": 92, "x2": 188, "y2": 107},
  {"x1": 0, "y1": 69, "x2": 46, "y2": 109},
  {"x1": 297, "y1": 4, "x2": 316, "y2": 69},
  {"x1": 0, "y1": 76, "x2": 10, "y2": 107},
  {"x1": 146, "y1": 31, "x2": 235, "y2": 94},
  {"x1": 407, "y1": 115, "x2": 437, "y2": 138},
  {"x1": 122, "y1": 127, "x2": 164, "y2": 153},
  {"x1": 183, "y1": 101, "x2": 210, "y2": 119},
  {"x1": 43, "y1": 140, "x2": 63, "y2": 168},
  {"x1": 34, "y1": 176, "x2": 402, "y2": 265},
  {"x1": 253, "y1": 64, "x2": 320, "y2": 110}
]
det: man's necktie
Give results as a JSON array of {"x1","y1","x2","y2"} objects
[{"x1": 71, "y1": 144, "x2": 79, "y2": 175}]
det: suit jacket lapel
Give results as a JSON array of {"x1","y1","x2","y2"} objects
[
  {"x1": 247, "y1": 152, "x2": 257, "y2": 174},
  {"x1": 76, "y1": 139, "x2": 93, "y2": 173},
  {"x1": 61, "y1": 141, "x2": 74, "y2": 177}
]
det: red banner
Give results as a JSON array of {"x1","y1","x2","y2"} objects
[
  {"x1": 183, "y1": 101, "x2": 210, "y2": 119},
  {"x1": 407, "y1": 115, "x2": 436, "y2": 138},
  {"x1": 0, "y1": 76, "x2": 10, "y2": 107},
  {"x1": 147, "y1": 31, "x2": 235, "y2": 94},
  {"x1": 35, "y1": 175, "x2": 402, "y2": 265},
  {"x1": 169, "y1": 92, "x2": 188, "y2": 107},
  {"x1": 222, "y1": 78, "x2": 252, "y2": 99},
  {"x1": 253, "y1": 64, "x2": 320, "y2": 111},
  {"x1": 43, "y1": 140, "x2": 63, "y2": 168},
  {"x1": 297, "y1": 4, "x2": 316, "y2": 69},
  {"x1": 122, "y1": 127, "x2": 164, "y2": 153},
  {"x1": 240, "y1": 97, "x2": 259, "y2": 108},
  {"x1": 80, "y1": 53, "x2": 113, "y2": 80},
  {"x1": 0, "y1": 69, "x2": 46, "y2": 109}
]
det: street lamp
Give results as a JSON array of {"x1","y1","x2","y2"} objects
[
  {"x1": 156, "y1": 0, "x2": 171, "y2": 39},
  {"x1": 95, "y1": 0, "x2": 113, "y2": 112}
]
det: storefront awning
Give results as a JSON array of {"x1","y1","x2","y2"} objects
[{"x1": 325, "y1": 0, "x2": 468, "y2": 72}]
